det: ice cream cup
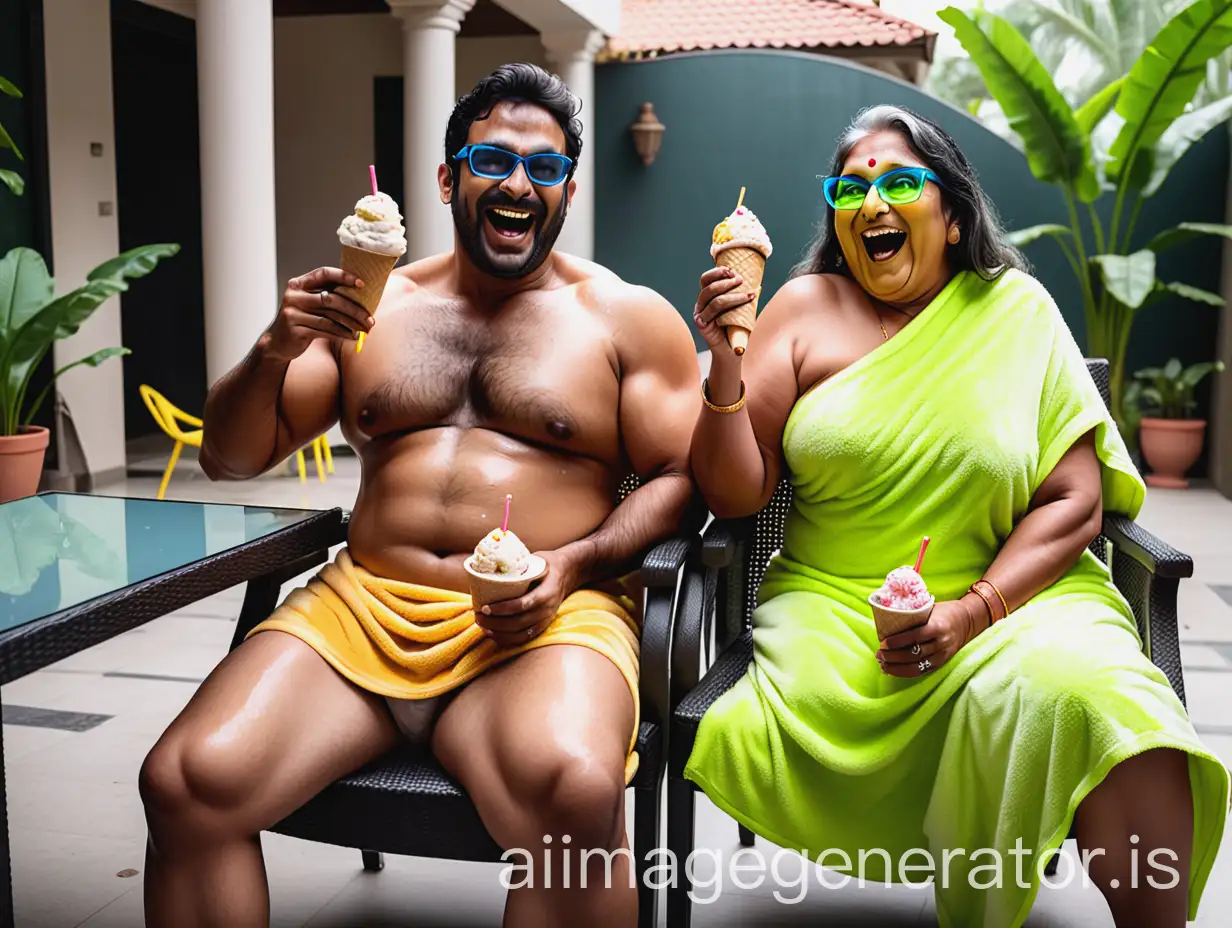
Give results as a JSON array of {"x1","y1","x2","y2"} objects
[
  {"x1": 868, "y1": 592, "x2": 934, "y2": 640},
  {"x1": 464, "y1": 553, "x2": 548, "y2": 610}
]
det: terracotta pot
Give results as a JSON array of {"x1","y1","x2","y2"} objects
[
  {"x1": 0, "y1": 426, "x2": 50, "y2": 503},
  {"x1": 1138, "y1": 418, "x2": 1206, "y2": 489}
]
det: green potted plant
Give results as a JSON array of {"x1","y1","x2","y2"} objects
[
  {"x1": 1123, "y1": 357, "x2": 1226, "y2": 487},
  {"x1": 940, "y1": 0, "x2": 1232, "y2": 439},
  {"x1": 2, "y1": 74, "x2": 178, "y2": 501},
  {"x1": 0, "y1": 244, "x2": 179, "y2": 501}
]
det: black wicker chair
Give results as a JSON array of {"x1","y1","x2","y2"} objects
[
  {"x1": 228, "y1": 474, "x2": 696, "y2": 928},
  {"x1": 665, "y1": 358, "x2": 1195, "y2": 928}
]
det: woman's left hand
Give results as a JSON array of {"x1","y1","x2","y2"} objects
[{"x1": 876, "y1": 599, "x2": 985, "y2": 678}]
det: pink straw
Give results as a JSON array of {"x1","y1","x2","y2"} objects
[
  {"x1": 369, "y1": 164, "x2": 378, "y2": 196},
  {"x1": 501, "y1": 494, "x2": 512, "y2": 533},
  {"x1": 913, "y1": 536, "x2": 930, "y2": 574}
]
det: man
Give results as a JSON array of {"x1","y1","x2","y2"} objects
[{"x1": 139, "y1": 63, "x2": 700, "y2": 927}]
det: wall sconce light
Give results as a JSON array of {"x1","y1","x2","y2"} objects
[{"x1": 629, "y1": 102, "x2": 665, "y2": 166}]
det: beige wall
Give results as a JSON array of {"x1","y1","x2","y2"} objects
[
  {"x1": 42, "y1": 0, "x2": 127, "y2": 480},
  {"x1": 273, "y1": 15, "x2": 547, "y2": 285}
]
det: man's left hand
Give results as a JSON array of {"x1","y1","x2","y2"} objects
[
  {"x1": 876, "y1": 599, "x2": 984, "y2": 678},
  {"x1": 475, "y1": 547, "x2": 588, "y2": 648}
]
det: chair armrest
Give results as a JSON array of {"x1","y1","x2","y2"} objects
[
  {"x1": 701, "y1": 518, "x2": 744, "y2": 569},
  {"x1": 638, "y1": 534, "x2": 698, "y2": 731},
  {"x1": 670, "y1": 630, "x2": 754, "y2": 775},
  {"x1": 642, "y1": 536, "x2": 692, "y2": 587},
  {"x1": 1102, "y1": 513, "x2": 1192, "y2": 580}
]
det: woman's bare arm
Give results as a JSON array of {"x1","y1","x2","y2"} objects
[
  {"x1": 961, "y1": 430, "x2": 1104, "y2": 626},
  {"x1": 690, "y1": 274, "x2": 821, "y2": 519}
]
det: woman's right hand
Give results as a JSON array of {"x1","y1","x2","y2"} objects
[
  {"x1": 264, "y1": 267, "x2": 374, "y2": 362},
  {"x1": 693, "y1": 267, "x2": 756, "y2": 358}
]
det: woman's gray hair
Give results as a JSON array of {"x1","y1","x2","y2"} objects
[{"x1": 792, "y1": 105, "x2": 1027, "y2": 281}]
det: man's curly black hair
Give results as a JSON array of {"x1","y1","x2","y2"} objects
[{"x1": 444, "y1": 62, "x2": 583, "y2": 182}]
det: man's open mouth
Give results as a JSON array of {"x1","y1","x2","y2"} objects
[
  {"x1": 485, "y1": 206, "x2": 535, "y2": 238},
  {"x1": 862, "y1": 228, "x2": 907, "y2": 262}
]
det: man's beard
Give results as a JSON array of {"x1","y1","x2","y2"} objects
[{"x1": 452, "y1": 185, "x2": 568, "y2": 279}]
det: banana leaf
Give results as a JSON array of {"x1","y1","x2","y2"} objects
[
  {"x1": 1075, "y1": 77, "x2": 1125, "y2": 135},
  {"x1": 1091, "y1": 250, "x2": 1157, "y2": 309},
  {"x1": 21, "y1": 347, "x2": 130, "y2": 427},
  {"x1": 939, "y1": 7, "x2": 1100, "y2": 201},
  {"x1": 1146, "y1": 221, "x2": 1232, "y2": 251},
  {"x1": 0, "y1": 247, "x2": 53, "y2": 344},
  {"x1": 1162, "y1": 281, "x2": 1226, "y2": 306},
  {"x1": 0, "y1": 170, "x2": 21, "y2": 196},
  {"x1": 1107, "y1": 0, "x2": 1232, "y2": 183},
  {"x1": 87, "y1": 243, "x2": 179, "y2": 282},
  {"x1": 1006, "y1": 224, "x2": 1073, "y2": 247},
  {"x1": 1143, "y1": 95, "x2": 1232, "y2": 195}
]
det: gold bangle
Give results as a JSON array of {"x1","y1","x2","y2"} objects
[
  {"x1": 968, "y1": 584, "x2": 995, "y2": 629},
  {"x1": 702, "y1": 378, "x2": 747, "y2": 414},
  {"x1": 983, "y1": 579, "x2": 1010, "y2": 620}
]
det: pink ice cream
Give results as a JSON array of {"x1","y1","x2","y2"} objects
[{"x1": 874, "y1": 566, "x2": 932, "y2": 611}]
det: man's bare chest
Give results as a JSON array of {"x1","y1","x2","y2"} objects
[{"x1": 339, "y1": 293, "x2": 619, "y2": 454}]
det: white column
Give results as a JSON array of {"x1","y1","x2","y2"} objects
[
  {"x1": 542, "y1": 29, "x2": 606, "y2": 261},
  {"x1": 197, "y1": 0, "x2": 278, "y2": 385},
  {"x1": 389, "y1": 0, "x2": 475, "y2": 260}
]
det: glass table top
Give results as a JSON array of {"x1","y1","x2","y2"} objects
[{"x1": 0, "y1": 494, "x2": 326, "y2": 632}]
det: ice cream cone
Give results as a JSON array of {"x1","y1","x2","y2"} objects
[
  {"x1": 464, "y1": 554, "x2": 547, "y2": 610},
  {"x1": 714, "y1": 246, "x2": 766, "y2": 356},
  {"x1": 336, "y1": 245, "x2": 398, "y2": 314},
  {"x1": 868, "y1": 592, "x2": 934, "y2": 640}
]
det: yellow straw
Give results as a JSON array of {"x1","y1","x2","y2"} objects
[
  {"x1": 737, "y1": 186, "x2": 746, "y2": 210},
  {"x1": 356, "y1": 332, "x2": 366, "y2": 352}
]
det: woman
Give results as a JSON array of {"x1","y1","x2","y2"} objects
[{"x1": 686, "y1": 105, "x2": 1228, "y2": 928}]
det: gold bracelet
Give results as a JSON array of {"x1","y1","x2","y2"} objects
[
  {"x1": 968, "y1": 584, "x2": 995, "y2": 629},
  {"x1": 983, "y1": 579, "x2": 1010, "y2": 620},
  {"x1": 973, "y1": 579, "x2": 1009, "y2": 623},
  {"x1": 702, "y1": 378, "x2": 747, "y2": 414}
]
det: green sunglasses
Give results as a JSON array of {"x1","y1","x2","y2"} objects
[{"x1": 820, "y1": 167, "x2": 945, "y2": 210}]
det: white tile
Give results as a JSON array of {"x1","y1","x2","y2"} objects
[
  {"x1": 33, "y1": 670, "x2": 200, "y2": 719},
  {"x1": 1183, "y1": 672, "x2": 1232, "y2": 730},
  {"x1": 1182, "y1": 644, "x2": 1232, "y2": 669},
  {"x1": 8, "y1": 827, "x2": 146, "y2": 928},
  {"x1": 1, "y1": 723, "x2": 76, "y2": 763}
]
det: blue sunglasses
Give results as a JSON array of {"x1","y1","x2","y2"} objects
[
  {"x1": 820, "y1": 166, "x2": 945, "y2": 210},
  {"x1": 454, "y1": 144, "x2": 573, "y2": 187}
]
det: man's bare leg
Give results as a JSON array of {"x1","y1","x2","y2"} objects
[
  {"x1": 140, "y1": 630, "x2": 400, "y2": 928},
  {"x1": 432, "y1": 644, "x2": 637, "y2": 928},
  {"x1": 1074, "y1": 748, "x2": 1193, "y2": 928}
]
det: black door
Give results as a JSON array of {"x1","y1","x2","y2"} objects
[{"x1": 111, "y1": 0, "x2": 206, "y2": 442}]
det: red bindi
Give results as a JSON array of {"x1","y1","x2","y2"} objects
[{"x1": 868, "y1": 158, "x2": 877, "y2": 167}]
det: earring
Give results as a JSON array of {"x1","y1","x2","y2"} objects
[{"x1": 948, "y1": 226, "x2": 961, "y2": 245}]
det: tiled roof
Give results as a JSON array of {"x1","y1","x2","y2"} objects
[{"x1": 602, "y1": 0, "x2": 935, "y2": 61}]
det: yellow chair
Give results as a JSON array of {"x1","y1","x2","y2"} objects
[
  {"x1": 140, "y1": 385, "x2": 332, "y2": 499},
  {"x1": 139, "y1": 385, "x2": 204, "y2": 501},
  {"x1": 297, "y1": 434, "x2": 334, "y2": 484}
]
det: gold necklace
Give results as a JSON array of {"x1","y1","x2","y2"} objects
[{"x1": 879, "y1": 321, "x2": 889, "y2": 341}]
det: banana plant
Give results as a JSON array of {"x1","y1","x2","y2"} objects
[
  {"x1": 940, "y1": 0, "x2": 1232, "y2": 437},
  {"x1": 0, "y1": 244, "x2": 179, "y2": 437}
]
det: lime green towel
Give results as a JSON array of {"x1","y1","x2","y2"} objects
[{"x1": 684, "y1": 269, "x2": 1228, "y2": 927}]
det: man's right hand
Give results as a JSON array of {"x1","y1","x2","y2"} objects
[{"x1": 265, "y1": 268, "x2": 374, "y2": 362}]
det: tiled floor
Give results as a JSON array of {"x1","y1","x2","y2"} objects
[{"x1": 5, "y1": 451, "x2": 1232, "y2": 926}]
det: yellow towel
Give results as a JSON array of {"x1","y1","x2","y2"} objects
[{"x1": 249, "y1": 549, "x2": 643, "y2": 783}]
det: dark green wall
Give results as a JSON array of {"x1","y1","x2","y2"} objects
[{"x1": 594, "y1": 50, "x2": 1227, "y2": 390}]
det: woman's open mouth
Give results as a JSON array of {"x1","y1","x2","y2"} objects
[
  {"x1": 862, "y1": 228, "x2": 907, "y2": 263},
  {"x1": 485, "y1": 206, "x2": 535, "y2": 239}
]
